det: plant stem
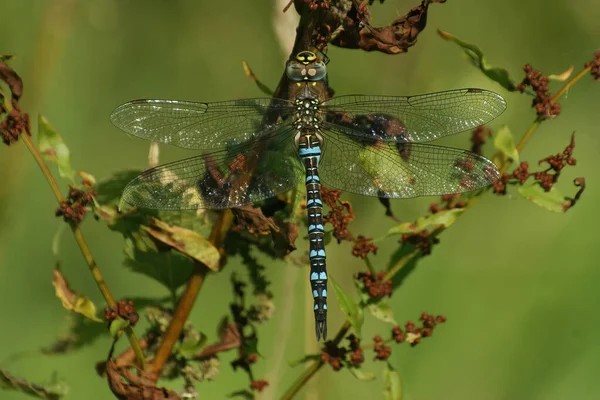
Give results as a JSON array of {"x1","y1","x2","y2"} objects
[
  {"x1": 384, "y1": 249, "x2": 421, "y2": 281},
  {"x1": 364, "y1": 255, "x2": 376, "y2": 274},
  {"x1": 148, "y1": 209, "x2": 234, "y2": 376},
  {"x1": 149, "y1": 263, "x2": 208, "y2": 375},
  {"x1": 280, "y1": 359, "x2": 323, "y2": 400},
  {"x1": 20, "y1": 132, "x2": 146, "y2": 368}
]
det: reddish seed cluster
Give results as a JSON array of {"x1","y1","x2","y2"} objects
[
  {"x1": 470, "y1": 125, "x2": 492, "y2": 155},
  {"x1": 584, "y1": 51, "x2": 600, "y2": 81},
  {"x1": 104, "y1": 299, "x2": 139, "y2": 326},
  {"x1": 400, "y1": 230, "x2": 439, "y2": 255},
  {"x1": 247, "y1": 353, "x2": 258, "y2": 364},
  {"x1": 347, "y1": 334, "x2": 364, "y2": 367},
  {"x1": 493, "y1": 161, "x2": 530, "y2": 194},
  {"x1": 356, "y1": 271, "x2": 392, "y2": 299},
  {"x1": 517, "y1": 64, "x2": 561, "y2": 120},
  {"x1": 351, "y1": 235, "x2": 378, "y2": 258},
  {"x1": 321, "y1": 341, "x2": 346, "y2": 371},
  {"x1": 392, "y1": 325, "x2": 404, "y2": 343},
  {"x1": 321, "y1": 335, "x2": 365, "y2": 371},
  {"x1": 429, "y1": 193, "x2": 466, "y2": 214},
  {"x1": 0, "y1": 107, "x2": 30, "y2": 145},
  {"x1": 321, "y1": 187, "x2": 354, "y2": 242},
  {"x1": 536, "y1": 133, "x2": 576, "y2": 191},
  {"x1": 398, "y1": 313, "x2": 447, "y2": 347},
  {"x1": 250, "y1": 380, "x2": 269, "y2": 392},
  {"x1": 494, "y1": 133, "x2": 578, "y2": 194},
  {"x1": 316, "y1": 22, "x2": 332, "y2": 46},
  {"x1": 373, "y1": 335, "x2": 391, "y2": 360},
  {"x1": 55, "y1": 186, "x2": 96, "y2": 225}
]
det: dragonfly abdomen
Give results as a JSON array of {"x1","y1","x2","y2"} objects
[{"x1": 297, "y1": 131, "x2": 327, "y2": 341}]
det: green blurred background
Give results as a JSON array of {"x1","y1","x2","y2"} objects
[{"x1": 1, "y1": 0, "x2": 599, "y2": 399}]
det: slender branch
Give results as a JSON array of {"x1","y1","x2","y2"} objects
[
  {"x1": 19, "y1": 132, "x2": 146, "y2": 368},
  {"x1": 280, "y1": 359, "x2": 323, "y2": 400},
  {"x1": 384, "y1": 249, "x2": 421, "y2": 281},
  {"x1": 363, "y1": 255, "x2": 376, "y2": 274},
  {"x1": 20, "y1": 130, "x2": 64, "y2": 203},
  {"x1": 550, "y1": 66, "x2": 592, "y2": 106},
  {"x1": 148, "y1": 264, "x2": 208, "y2": 375},
  {"x1": 148, "y1": 209, "x2": 234, "y2": 376}
]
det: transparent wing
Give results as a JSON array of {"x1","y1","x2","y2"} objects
[
  {"x1": 318, "y1": 128, "x2": 499, "y2": 198},
  {"x1": 121, "y1": 132, "x2": 304, "y2": 210},
  {"x1": 321, "y1": 89, "x2": 506, "y2": 143},
  {"x1": 110, "y1": 98, "x2": 294, "y2": 150}
]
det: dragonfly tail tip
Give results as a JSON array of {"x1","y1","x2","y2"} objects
[{"x1": 316, "y1": 320, "x2": 327, "y2": 341}]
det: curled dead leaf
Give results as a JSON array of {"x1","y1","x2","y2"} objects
[{"x1": 52, "y1": 267, "x2": 102, "y2": 322}]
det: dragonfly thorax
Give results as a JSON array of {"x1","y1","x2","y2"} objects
[{"x1": 293, "y1": 97, "x2": 321, "y2": 130}]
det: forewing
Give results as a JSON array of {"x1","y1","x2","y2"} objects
[
  {"x1": 321, "y1": 89, "x2": 506, "y2": 143},
  {"x1": 110, "y1": 98, "x2": 293, "y2": 150},
  {"x1": 121, "y1": 132, "x2": 304, "y2": 210},
  {"x1": 318, "y1": 128, "x2": 500, "y2": 198}
]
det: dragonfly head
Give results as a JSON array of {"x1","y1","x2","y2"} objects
[{"x1": 286, "y1": 51, "x2": 327, "y2": 82}]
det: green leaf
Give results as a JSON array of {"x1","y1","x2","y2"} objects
[
  {"x1": 108, "y1": 317, "x2": 130, "y2": 338},
  {"x1": 354, "y1": 278, "x2": 397, "y2": 325},
  {"x1": 494, "y1": 125, "x2": 519, "y2": 164},
  {"x1": 178, "y1": 332, "x2": 208, "y2": 358},
  {"x1": 41, "y1": 314, "x2": 105, "y2": 355},
  {"x1": 143, "y1": 218, "x2": 220, "y2": 272},
  {"x1": 0, "y1": 369, "x2": 68, "y2": 400},
  {"x1": 38, "y1": 116, "x2": 76, "y2": 182},
  {"x1": 368, "y1": 301, "x2": 397, "y2": 325},
  {"x1": 386, "y1": 208, "x2": 464, "y2": 235},
  {"x1": 387, "y1": 243, "x2": 422, "y2": 291},
  {"x1": 52, "y1": 268, "x2": 102, "y2": 322},
  {"x1": 95, "y1": 170, "x2": 142, "y2": 205},
  {"x1": 383, "y1": 363, "x2": 403, "y2": 400},
  {"x1": 288, "y1": 354, "x2": 321, "y2": 367},
  {"x1": 348, "y1": 367, "x2": 376, "y2": 381},
  {"x1": 323, "y1": 230, "x2": 333, "y2": 246},
  {"x1": 124, "y1": 250, "x2": 195, "y2": 292},
  {"x1": 228, "y1": 390, "x2": 254, "y2": 399},
  {"x1": 330, "y1": 277, "x2": 363, "y2": 338},
  {"x1": 437, "y1": 30, "x2": 518, "y2": 91},
  {"x1": 517, "y1": 183, "x2": 568, "y2": 213}
]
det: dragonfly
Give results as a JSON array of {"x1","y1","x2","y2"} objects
[{"x1": 110, "y1": 50, "x2": 506, "y2": 341}]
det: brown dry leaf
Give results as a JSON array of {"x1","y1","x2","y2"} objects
[
  {"x1": 52, "y1": 267, "x2": 102, "y2": 322},
  {"x1": 0, "y1": 57, "x2": 23, "y2": 100},
  {"x1": 331, "y1": 0, "x2": 446, "y2": 54},
  {"x1": 105, "y1": 359, "x2": 180, "y2": 400},
  {"x1": 195, "y1": 320, "x2": 241, "y2": 359},
  {"x1": 232, "y1": 205, "x2": 277, "y2": 236},
  {"x1": 232, "y1": 205, "x2": 298, "y2": 256},
  {"x1": 143, "y1": 218, "x2": 221, "y2": 272}
]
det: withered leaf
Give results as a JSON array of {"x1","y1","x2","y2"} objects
[
  {"x1": 0, "y1": 369, "x2": 67, "y2": 400},
  {"x1": 143, "y1": 218, "x2": 221, "y2": 272},
  {"x1": 0, "y1": 57, "x2": 23, "y2": 101},
  {"x1": 194, "y1": 320, "x2": 241, "y2": 359},
  {"x1": 105, "y1": 358, "x2": 180, "y2": 400},
  {"x1": 331, "y1": 0, "x2": 446, "y2": 54},
  {"x1": 52, "y1": 267, "x2": 102, "y2": 322}
]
